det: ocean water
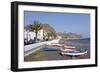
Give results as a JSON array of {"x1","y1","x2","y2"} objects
[
  {"x1": 64, "y1": 38, "x2": 90, "y2": 44},
  {"x1": 60, "y1": 38, "x2": 90, "y2": 48}
]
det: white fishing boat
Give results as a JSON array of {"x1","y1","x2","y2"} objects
[
  {"x1": 61, "y1": 49, "x2": 73, "y2": 51},
  {"x1": 50, "y1": 43, "x2": 63, "y2": 47},
  {"x1": 47, "y1": 43, "x2": 76, "y2": 49},
  {"x1": 64, "y1": 45, "x2": 76, "y2": 49},
  {"x1": 60, "y1": 49, "x2": 88, "y2": 56}
]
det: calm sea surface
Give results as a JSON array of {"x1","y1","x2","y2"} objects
[
  {"x1": 60, "y1": 38, "x2": 90, "y2": 48},
  {"x1": 64, "y1": 38, "x2": 90, "y2": 44}
]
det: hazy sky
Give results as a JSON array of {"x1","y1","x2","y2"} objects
[{"x1": 24, "y1": 11, "x2": 90, "y2": 38}]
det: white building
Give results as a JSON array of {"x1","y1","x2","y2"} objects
[{"x1": 24, "y1": 29, "x2": 47, "y2": 41}]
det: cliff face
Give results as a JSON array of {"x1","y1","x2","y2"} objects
[{"x1": 41, "y1": 24, "x2": 56, "y2": 33}]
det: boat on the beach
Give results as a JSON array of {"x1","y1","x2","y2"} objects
[
  {"x1": 43, "y1": 43, "x2": 76, "y2": 51},
  {"x1": 43, "y1": 47, "x2": 74, "y2": 51},
  {"x1": 63, "y1": 45, "x2": 76, "y2": 49},
  {"x1": 43, "y1": 47, "x2": 63, "y2": 51},
  {"x1": 47, "y1": 43, "x2": 63, "y2": 47},
  {"x1": 61, "y1": 49, "x2": 73, "y2": 51},
  {"x1": 60, "y1": 48, "x2": 88, "y2": 56},
  {"x1": 47, "y1": 43, "x2": 76, "y2": 49}
]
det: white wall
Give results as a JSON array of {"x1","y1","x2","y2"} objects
[{"x1": 0, "y1": 0, "x2": 99, "y2": 73}]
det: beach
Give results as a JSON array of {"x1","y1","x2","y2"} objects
[{"x1": 24, "y1": 38, "x2": 90, "y2": 62}]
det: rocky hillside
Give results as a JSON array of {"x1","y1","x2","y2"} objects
[{"x1": 57, "y1": 32, "x2": 82, "y2": 38}]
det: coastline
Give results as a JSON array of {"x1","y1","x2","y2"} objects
[{"x1": 24, "y1": 38, "x2": 90, "y2": 61}]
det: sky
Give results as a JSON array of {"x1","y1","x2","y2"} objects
[{"x1": 24, "y1": 11, "x2": 90, "y2": 38}]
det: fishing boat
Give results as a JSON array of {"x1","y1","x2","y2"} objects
[
  {"x1": 43, "y1": 47, "x2": 63, "y2": 51},
  {"x1": 64, "y1": 45, "x2": 76, "y2": 49},
  {"x1": 61, "y1": 49, "x2": 73, "y2": 51},
  {"x1": 47, "y1": 43, "x2": 63, "y2": 47},
  {"x1": 43, "y1": 43, "x2": 76, "y2": 51},
  {"x1": 60, "y1": 48, "x2": 88, "y2": 56},
  {"x1": 47, "y1": 43, "x2": 76, "y2": 49}
]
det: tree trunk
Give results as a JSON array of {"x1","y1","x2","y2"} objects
[
  {"x1": 27, "y1": 31, "x2": 28, "y2": 43},
  {"x1": 35, "y1": 31, "x2": 38, "y2": 42}
]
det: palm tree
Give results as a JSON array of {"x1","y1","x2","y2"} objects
[
  {"x1": 50, "y1": 31, "x2": 57, "y2": 39},
  {"x1": 29, "y1": 21, "x2": 42, "y2": 42},
  {"x1": 46, "y1": 31, "x2": 55, "y2": 40},
  {"x1": 47, "y1": 31, "x2": 52, "y2": 40}
]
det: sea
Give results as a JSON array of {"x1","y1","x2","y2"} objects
[{"x1": 64, "y1": 38, "x2": 90, "y2": 44}]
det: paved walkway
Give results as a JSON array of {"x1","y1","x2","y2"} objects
[{"x1": 24, "y1": 39, "x2": 60, "y2": 56}]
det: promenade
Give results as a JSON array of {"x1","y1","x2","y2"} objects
[{"x1": 24, "y1": 39, "x2": 60, "y2": 56}]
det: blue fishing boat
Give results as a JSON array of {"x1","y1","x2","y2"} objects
[{"x1": 43, "y1": 48, "x2": 62, "y2": 51}]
